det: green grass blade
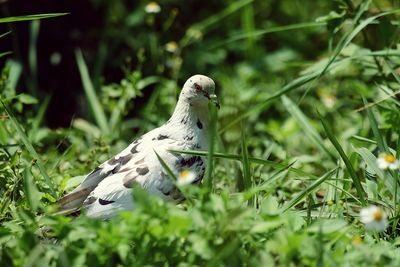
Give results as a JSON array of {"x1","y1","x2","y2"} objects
[
  {"x1": 211, "y1": 21, "x2": 326, "y2": 49},
  {"x1": 244, "y1": 161, "x2": 296, "y2": 198},
  {"x1": 0, "y1": 13, "x2": 68, "y2": 23},
  {"x1": 154, "y1": 150, "x2": 177, "y2": 182},
  {"x1": 203, "y1": 103, "x2": 218, "y2": 189},
  {"x1": 281, "y1": 168, "x2": 337, "y2": 212},
  {"x1": 323, "y1": 181, "x2": 361, "y2": 204},
  {"x1": 362, "y1": 97, "x2": 388, "y2": 152},
  {"x1": 241, "y1": 126, "x2": 251, "y2": 191},
  {"x1": 0, "y1": 99, "x2": 56, "y2": 196},
  {"x1": 350, "y1": 135, "x2": 377, "y2": 145},
  {"x1": 241, "y1": 3, "x2": 256, "y2": 59},
  {"x1": 0, "y1": 51, "x2": 12, "y2": 58},
  {"x1": 240, "y1": 126, "x2": 253, "y2": 206},
  {"x1": 29, "y1": 96, "x2": 50, "y2": 142},
  {"x1": 75, "y1": 49, "x2": 109, "y2": 134},
  {"x1": 318, "y1": 113, "x2": 366, "y2": 205},
  {"x1": 28, "y1": 20, "x2": 39, "y2": 94},
  {"x1": 281, "y1": 95, "x2": 336, "y2": 161},
  {"x1": 181, "y1": 0, "x2": 253, "y2": 47},
  {"x1": 0, "y1": 31, "x2": 11, "y2": 39}
]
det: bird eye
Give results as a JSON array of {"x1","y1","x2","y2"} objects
[{"x1": 194, "y1": 83, "x2": 202, "y2": 91}]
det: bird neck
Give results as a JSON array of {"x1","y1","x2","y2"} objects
[{"x1": 169, "y1": 97, "x2": 209, "y2": 128}]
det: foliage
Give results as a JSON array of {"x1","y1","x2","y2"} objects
[{"x1": 1, "y1": 0, "x2": 400, "y2": 266}]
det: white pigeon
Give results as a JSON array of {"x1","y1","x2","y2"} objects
[{"x1": 57, "y1": 74, "x2": 219, "y2": 219}]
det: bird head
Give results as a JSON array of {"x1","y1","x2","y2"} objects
[{"x1": 181, "y1": 75, "x2": 219, "y2": 109}]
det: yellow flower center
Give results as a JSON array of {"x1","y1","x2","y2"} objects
[
  {"x1": 179, "y1": 170, "x2": 190, "y2": 180},
  {"x1": 384, "y1": 154, "x2": 396, "y2": 164},
  {"x1": 351, "y1": 235, "x2": 362, "y2": 245},
  {"x1": 372, "y1": 209, "x2": 384, "y2": 221},
  {"x1": 324, "y1": 95, "x2": 335, "y2": 101},
  {"x1": 145, "y1": 2, "x2": 161, "y2": 13},
  {"x1": 147, "y1": 2, "x2": 159, "y2": 8},
  {"x1": 166, "y1": 41, "x2": 178, "y2": 52}
]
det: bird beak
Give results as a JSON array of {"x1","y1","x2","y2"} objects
[{"x1": 210, "y1": 94, "x2": 220, "y2": 109}]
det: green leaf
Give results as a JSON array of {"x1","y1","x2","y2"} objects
[
  {"x1": 22, "y1": 168, "x2": 42, "y2": 211},
  {"x1": 75, "y1": 49, "x2": 109, "y2": 135},
  {"x1": 17, "y1": 93, "x2": 38, "y2": 104},
  {"x1": 356, "y1": 148, "x2": 384, "y2": 179},
  {"x1": 356, "y1": 147, "x2": 399, "y2": 199},
  {"x1": 307, "y1": 219, "x2": 347, "y2": 234}
]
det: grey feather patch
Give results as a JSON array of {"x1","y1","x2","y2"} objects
[
  {"x1": 135, "y1": 158, "x2": 145, "y2": 165},
  {"x1": 157, "y1": 134, "x2": 169, "y2": 140},
  {"x1": 184, "y1": 135, "x2": 193, "y2": 141},
  {"x1": 79, "y1": 167, "x2": 111, "y2": 189},
  {"x1": 196, "y1": 119, "x2": 203, "y2": 129},
  {"x1": 181, "y1": 116, "x2": 188, "y2": 124},
  {"x1": 170, "y1": 187, "x2": 184, "y2": 201},
  {"x1": 136, "y1": 167, "x2": 149, "y2": 175},
  {"x1": 109, "y1": 154, "x2": 133, "y2": 174},
  {"x1": 108, "y1": 157, "x2": 119, "y2": 165},
  {"x1": 191, "y1": 143, "x2": 201, "y2": 149},
  {"x1": 157, "y1": 172, "x2": 172, "y2": 195},
  {"x1": 123, "y1": 174, "x2": 138, "y2": 188},
  {"x1": 120, "y1": 154, "x2": 133, "y2": 164},
  {"x1": 99, "y1": 199, "x2": 114, "y2": 205},
  {"x1": 131, "y1": 143, "x2": 140, "y2": 154},
  {"x1": 83, "y1": 196, "x2": 97, "y2": 205},
  {"x1": 57, "y1": 187, "x2": 92, "y2": 207},
  {"x1": 180, "y1": 156, "x2": 202, "y2": 168}
]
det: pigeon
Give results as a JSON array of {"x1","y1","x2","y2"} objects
[{"x1": 57, "y1": 74, "x2": 219, "y2": 219}]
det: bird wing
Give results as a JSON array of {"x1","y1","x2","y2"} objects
[{"x1": 56, "y1": 134, "x2": 148, "y2": 212}]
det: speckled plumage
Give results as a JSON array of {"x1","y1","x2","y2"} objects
[{"x1": 57, "y1": 75, "x2": 218, "y2": 219}]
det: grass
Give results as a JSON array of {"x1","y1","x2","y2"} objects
[{"x1": 1, "y1": 1, "x2": 400, "y2": 266}]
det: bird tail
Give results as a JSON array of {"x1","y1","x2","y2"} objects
[{"x1": 55, "y1": 186, "x2": 92, "y2": 214}]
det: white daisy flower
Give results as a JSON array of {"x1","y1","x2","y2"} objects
[
  {"x1": 177, "y1": 170, "x2": 196, "y2": 186},
  {"x1": 360, "y1": 205, "x2": 388, "y2": 232},
  {"x1": 377, "y1": 153, "x2": 399, "y2": 170},
  {"x1": 145, "y1": 2, "x2": 161, "y2": 14},
  {"x1": 165, "y1": 41, "x2": 178, "y2": 53},
  {"x1": 321, "y1": 94, "x2": 336, "y2": 109}
]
